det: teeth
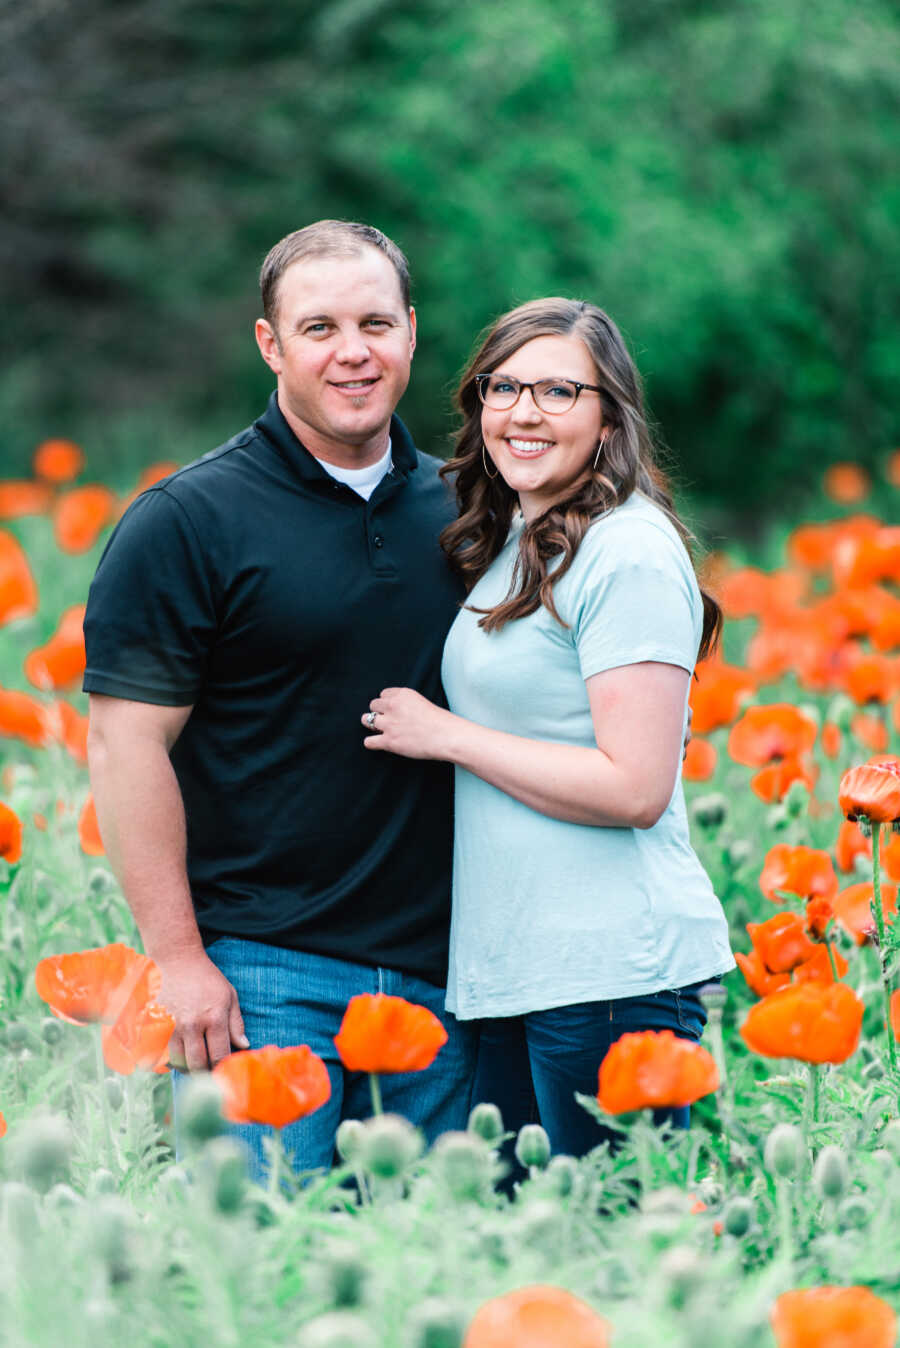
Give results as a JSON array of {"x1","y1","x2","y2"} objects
[
  {"x1": 335, "y1": 380, "x2": 375, "y2": 389},
  {"x1": 508, "y1": 439, "x2": 553, "y2": 453}
]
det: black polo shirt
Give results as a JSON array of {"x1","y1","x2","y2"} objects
[{"x1": 83, "y1": 394, "x2": 464, "y2": 985}]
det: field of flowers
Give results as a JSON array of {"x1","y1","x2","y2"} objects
[{"x1": 2, "y1": 443, "x2": 900, "y2": 1347}]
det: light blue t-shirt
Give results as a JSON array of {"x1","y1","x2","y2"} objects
[{"x1": 441, "y1": 492, "x2": 735, "y2": 1019}]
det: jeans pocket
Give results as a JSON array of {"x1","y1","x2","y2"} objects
[{"x1": 674, "y1": 984, "x2": 708, "y2": 1039}]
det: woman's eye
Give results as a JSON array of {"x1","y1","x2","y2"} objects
[
  {"x1": 491, "y1": 380, "x2": 516, "y2": 394},
  {"x1": 546, "y1": 384, "x2": 574, "y2": 399}
]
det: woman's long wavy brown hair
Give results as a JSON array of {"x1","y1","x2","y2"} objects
[{"x1": 439, "y1": 298, "x2": 721, "y2": 660}]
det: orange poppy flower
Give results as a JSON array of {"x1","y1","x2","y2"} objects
[
  {"x1": 870, "y1": 592, "x2": 900, "y2": 652},
  {"x1": 0, "y1": 802, "x2": 23, "y2": 865},
  {"x1": 462, "y1": 1285, "x2": 612, "y2": 1348},
  {"x1": 102, "y1": 959, "x2": 174, "y2": 1075},
  {"x1": 689, "y1": 661, "x2": 757, "y2": 734},
  {"x1": 850, "y1": 711, "x2": 889, "y2": 752},
  {"x1": 596, "y1": 1029, "x2": 719, "y2": 1113},
  {"x1": 792, "y1": 943, "x2": 848, "y2": 984},
  {"x1": 47, "y1": 700, "x2": 89, "y2": 763},
  {"x1": 823, "y1": 462, "x2": 870, "y2": 504},
  {"x1": 839, "y1": 762, "x2": 900, "y2": 824},
  {"x1": 24, "y1": 605, "x2": 86, "y2": 690},
  {"x1": 0, "y1": 530, "x2": 39, "y2": 626},
  {"x1": 728, "y1": 704, "x2": 818, "y2": 767},
  {"x1": 734, "y1": 950, "x2": 791, "y2": 999},
  {"x1": 745, "y1": 625, "x2": 795, "y2": 681},
  {"x1": 740, "y1": 981, "x2": 863, "y2": 1063},
  {"x1": 334, "y1": 993, "x2": 448, "y2": 1074},
  {"x1": 891, "y1": 990, "x2": 900, "y2": 1040},
  {"x1": 832, "y1": 882, "x2": 899, "y2": 945},
  {"x1": 821, "y1": 722, "x2": 842, "y2": 759},
  {"x1": 748, "y1": 913, "x2": 817, "y2": 974},
  {"x1": 682, "y1": 737, "x2": 717, "y2": 781},
  {"x1": 751, "y1": 756, "x2": 818, "y2": 803},
  {"x1": 888, "y1": 449, "x2": 900, "y2": 488},
  {"x1": 213, "y1": 1044, "x2": 331, "y2": 1128},
  {"x1": 841, "y1": 652, "x2": 897, "y2": 706},
  {"x1": 835, "y1": 819, "x2": 871, "y2": 873},
  {"x1": 35, "y1": 942, "x2": 159, "y2": 1025},
  {"x1": 0, "y1": 688, "x2": 50, "y2": 747},
  {"x1": 120, "y1": 462, "x2": 179, "y2": 511},
  {"x1": 33, "y1": 813, "x2": 47, "y2": 831},
  {"x1": 788, "y1": 523, "x2": 840, "y2": 572},
  {"x1": 0, "y1": 1111, "x2": 6, "y2": 1139},
  {"x1": 771, "y1": 1285, "x2": 895, "y2": 1348},
  {"x1": 33, "y1": 439, "x2": 85, "y2": 483},
  {"x1": 883, "y1": 829, "x2": 900, "y2": 882},
  {"x1": 78, "y1": 794, "x2": 104, "y2": 856},
  {"x1": 0, "y1": 481, "x2": 53, "y2": 520},
  {"x1": 53, "y1": 485, "x2": 117, "y2": 553},
  {"x1": 805, "y1": 897, "x2": 834, "y2": 940},
  {"x1": 759, "y1": 845, "x2": 839, "y2": 904}
]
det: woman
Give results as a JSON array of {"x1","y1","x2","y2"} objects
[{"x1": 360, "y1": 298, "x2": 735, "y2": 1158}]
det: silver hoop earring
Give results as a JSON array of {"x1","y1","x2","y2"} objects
[
  {"x1": 482, "y1": 444, "x2": 498, "y2": 479},
  {"x1": 593, "y1": 438, "x2": 607, "y2": 472}
]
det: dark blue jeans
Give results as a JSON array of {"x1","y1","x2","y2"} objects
[
  {"x1": 173, "y1": 937, "x2": 478, "y2": 1182},
  {"x1": 471, "y1": 981, "x2": 710, "y2": 1165}
]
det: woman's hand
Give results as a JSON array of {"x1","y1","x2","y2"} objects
[{"x1": 361, "y1": 687, "x2": 455, "y2": 760}]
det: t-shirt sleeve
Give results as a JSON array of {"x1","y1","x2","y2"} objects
[
  {"x1": 571, "y1": 517, "x2": 700, "y2": 681},
  {"x1": 82, "y1": 488, "x2": 218, "y2": 705}
]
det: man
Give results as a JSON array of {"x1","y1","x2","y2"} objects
[{"x1": 84, "y1": 221, "x2": 476, "y2": 1174}]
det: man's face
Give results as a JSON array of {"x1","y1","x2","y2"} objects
[{"x1": 255, "y1": 248, "x2": 416, "y2": 466}]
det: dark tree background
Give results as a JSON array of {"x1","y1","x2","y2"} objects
[{"x1": 2, "y1": 0, "x2": 897, "y2": 514}]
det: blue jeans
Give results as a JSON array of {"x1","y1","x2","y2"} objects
[
  {"x1": 472, "y1": 981, "x2": 710, "y2": 1167},
  {"x1": 174, "y1": 937, "x2": 478, "y2": 1181}
]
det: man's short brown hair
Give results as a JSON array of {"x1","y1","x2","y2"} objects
[{"x1": 259, "y1": 221, "x2": 411, "y2": 331}]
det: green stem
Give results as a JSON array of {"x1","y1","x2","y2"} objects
[
  {"x1": 870, "y1": 824, "x2": 898, "y2": 1075},
  {"x1": 368, "y1": 1072, "x2": 383, "y2": 1117},
  {"x1": 268, "y1": 1128, "x2": 282, "y2": 1197},
  {"x1": 806, "y1": 1062, "x2": 821, "y2": 1132},
  {"x1": 93, "y1": 1023, "x2": 116, "y2": 1172},
  {"x1": 824, "y1": 937, "x2": 840, "y2": 983},
  {"x1": 635, "y1": 1115, "x2": 653, "y2": 1199},
  {"x1": 776, "y1": 1179, "x2": 794, "y2": 1277}
]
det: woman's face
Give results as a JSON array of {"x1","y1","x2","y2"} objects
[{"x1": 480, "y1": 333, "x2": 606, "y2": 522}]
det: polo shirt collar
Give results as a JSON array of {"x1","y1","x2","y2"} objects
[{"x1": 255, "y1": 391, "x2": 419, "y2": 484}]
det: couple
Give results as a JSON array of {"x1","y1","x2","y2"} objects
[{"x1": 83, "y1": 220, "x2": 734, "y2": 1175}]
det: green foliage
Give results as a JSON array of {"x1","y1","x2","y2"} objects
[{"x1": 2, "y1": 0, "x2": 897, "y2": 509}]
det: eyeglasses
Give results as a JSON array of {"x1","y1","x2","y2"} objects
[{"x1": 475, "y1": 373, "x2": 604, "y2": 415}]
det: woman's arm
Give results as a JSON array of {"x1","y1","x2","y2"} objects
[{"x1": 362, "y1": 661, "x2": 690, "y2": 828}]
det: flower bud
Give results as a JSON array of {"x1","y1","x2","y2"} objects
[
  {"x1": 431, "y1": 1131, "x2": 492, "y2": 1201},
  {"x1": 91, "y1": 1168, "x2": 118, "y2": 1196},
  {"x1": 319, "y1": 1239, "x2": 367, "y2": 1308},
  {"x1": 6, "y1": 1022, "x2": 35, "y2": 1051},
  {"x1": 691, "y1": 793, "x2": 728, "y2": 829},
  {"x1": 516, "y1": 1198, "x2": 563, "y2": 1250},
  {"x1": 784, "y1": 780, "x2": 810, "y2": 818},
  {"x1": 15, "y1": 1113, "x2": 73, "y2": 1192},
  {"x1": 545, "y1": 1154, "x2": 577, "y2": 1197},
  {"x1": 297, "y1": 1311, "x2": 378, "y2": 1348},
  {"x1": 838, "y1": 1194, "x2": 871, "y2": 1230},
  {"x1": 697, "y1": 1176, "x2": 724, "y2": 1207},
  {"x1": 105, "y1": 1077, "x2": 124, "y2": 1111},
  {"x1": 698, "y1": 983, "x2": 727, "y2": 1016},
  {"x1": 178, "y1": 1073, "x2": 226, "y2": 1145},
  {"x1": 880, "y1": 1120, "x2": 900, "y2": 1159},
  {"x1": 1, "y1": 1181, "x2": 41, "y2": 1242},
  {"x1": 812, "y1": 1145, "x2": 849, "y2": 1200},
  {"x1": 201, "y1": 1137, "x2": 247, "y2": 1215},
  {"x1": 90, "y1": 1196, "x2": 136, "y2": 1284},
  {"x1": 467, "y1": 1101, "x2": 504, "y2": 1145},
  {"x1": 45, "y1": 1183, "x2": 81, "y2": 1211},
  {"x1": 404, "y1": 1297, "x2": 465, "y2": 1348},
  {"x1": 764, "y1": 1123, "x2": 804, "y2": 1178},
  {"x1": 722, "y1": 1196, "x2": 754, "y2": 1237},
  {"x1": 660, "y1": 1245, "x2": 704, "y2": 1309},
  {"x1": 359, "y1": 1114, "x2": 423, "y2": 1179},
  {"x1": 335, "y1": 1118, "x2": 365, "y2": 1165},
  {"x1": 826, "y1": 694, "x2": 854, "y2": 733},
  {"x1": 767, "y1": 804, "x2": 790, "y2": 831},
  {"x1": 727, "y1": 840, "x2": 754, "y2": 870},
  {"x1": 41, "y1": 1017, "x2": 64, "y2": 1046},
  {"x1": 514, "y1": 1123, "x2": 551, "y2": 1171},
  {"x1": 88, "y1": 867, "x2": 114, "y2": 894}
]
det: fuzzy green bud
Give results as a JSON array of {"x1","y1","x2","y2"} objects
[
  {"x1": 838, "y1": 1194, "x2": 871, "y2": 1230},
  {"x1": 722, "y1": 1196, "x2": 754, "y2": 1237},
  {"x1": 466, "y1": 1101, "x2": 504, "y2": 1145},
  {"x1": 660, "y1": 1245, "x2": 704, "y2": 1309},
  {"x1": 826, "y1": 694, "x2": 854, "y2": 733},
  {"x1": 515, "y1": 1123, "x2": 551, "y2": 1171},
  {"x1": 691, "y1": 793, "x2": 728, "y2": 829},
  {"x1": 1, "y1": 1181, "x2": 41, "y2": 1241},
  {"x1": 431, "y1": 1131, "x2": 492, "y2": 1201},
  {"x1": 764, "y1": 1123, "x2": 804, "y2": 1178},
  {"x1": 404, "y1": 1297, "x2": 465, "y2": 1348},
  {"x1": 319, "y1": 1239, "x2": 367, "y2": 1309},
  {"x1": 91, "y1": 1168, "x2": 118, "y2": 1197},
  {"x1": 201, "y1": 1137, "x2": 247, "y2": 1215},
  {"x1": 813, "y1": 1145, "x2": 849, "y2": 1200},
  {"x1": 767, "y1": 804, "x2": 790, "y2": 831},
  {"x1": 90, "y1": 1196, "x2": 135, "y2": 1284},
  {"x1": 727, "y1": 839, "x2": 754, "y2": 870},
  {"x1": 104, "y1": 1077, "x2": 124, "y2": 1111},
  {"x1": 6, "y1": 1022, "x2": 35, "y2": 1051},
  {"x1": 545, "y1": 1153, "x2": 577, "y2": 1197},
  {"x1": 335, "y1": 1118, "x2": 365, "y2": 1165},
  {"x1": 359, "y1": 1114, "x2": 423, "y2": 1179},
  {"x1": 297, "y1": 1311, "x2": 378, "y2": 1348},
  {"x1": 15, "y1": 1114, "x2": 72, "y2": 1192},
  {"x1": 40, "y1": 1017, "x2": 64, "y2": 1046},
  {"x1": 784, "y1": 780, "x2": 810, "y2": 818},
  {"x1": 516, "y1": 1198, "x2": 563, "y2": 1250},
  {"x1": 697, "y1": 1176, "x2": 724, "y2": 1207},
  {"x1": 45, "y1": 1183, "x2": 81, "y2": 1211},
  {"x1": 178, "y1": 1073, "x2": 226, "y2": 1145},
  {"x1": 88, "y1": 867, "x2": 113, "y2": 894}
]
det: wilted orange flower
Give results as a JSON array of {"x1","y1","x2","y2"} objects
[
  {"x1": 0, "y1": 688, "x2": 50, "y2": 747},
  {"x1": 792, "y1": 943, "x2": 848, "y2": 984},
  {"x1": 0, "y1": 802, "x2": 23, "y2": 865},
  {"x1": 759, "y1": 845, "x2": 839, "y2": 905},
  {"x1": 835, "y1": 819, "x2": 872, "y2": 873},
  {"x1": 78, "y1": 794, "x2": 104, "y2": 856},
  {"x1": 53, "y1": 485, "x2": 117, "y2": 553},
  {"x1": 689, "y1": 661, "x2": 757, "y2": 734},
  {"x1": 0, "y1": 530, "x2": 39, "y2": 626},
  {"x1": 734, "y1": 950, "x2": 791, "y2": 999},
  {"x1": 462, "y1": 1285, "x2": 611, "y2": 1348},
  {"x1": 213, "y1": 1044, "x2": 331, "y2": 1128},
  {"x1": 24, "y1": 605, "x2": 86, "y2": 690},
  {"x1": 839, "y1": 761, "x2": 900, "y2": 824},
  {"x1": 823, "y1": 462, "x2": 870, "y2": 504},
  {"x1": 751, "y1": 756, "x2": 818, "y2": 803},
  {"x1": 596, "y1": 1029, "x2": 719, "y2": 1113},
  {"x1": 805, "y1": 897, "x2": 834, "y2": 940},
  {"x1": 35, "y1": 942, "x2": 159, "y2": 1025},
  {"x1": 771, "y1": 1285, "x2": 895, "y2": 1348},
  {"x1": 334, "y1": 993, "x2": 448, "y2": 1074},
  {"x1": 727, "y1": 704, "x2": 818, "y2": 767},
  {"x1": 740, "y1": 981, "x2": 863, "y2": 1063},
  {"x1": 833, "y1": 882, "x2": 899, "y2": 945},
  {"x1": 0, "y1": 481, "x2": 54, "y2": 520},
  {"x1": 821, "y1": 722, "x2": 842, "y2": 759},
  {"x1": 33, "y1": 439, "x2": 85, "y2": 483},
  {"x1": 682, "y1": 737, "x2": 717, "y2": 781},
  {"x1": 748, "y1": 913, "x2": 817, "y2": 974}
]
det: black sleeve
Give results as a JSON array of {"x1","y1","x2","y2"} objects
[{"x1": 82, "y1": 487, "x2": 218, "y2": 706}]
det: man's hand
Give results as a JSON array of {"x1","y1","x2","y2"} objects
[{"x1": 159, "y1": 950, "x2": 249, "y2": 1071}]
